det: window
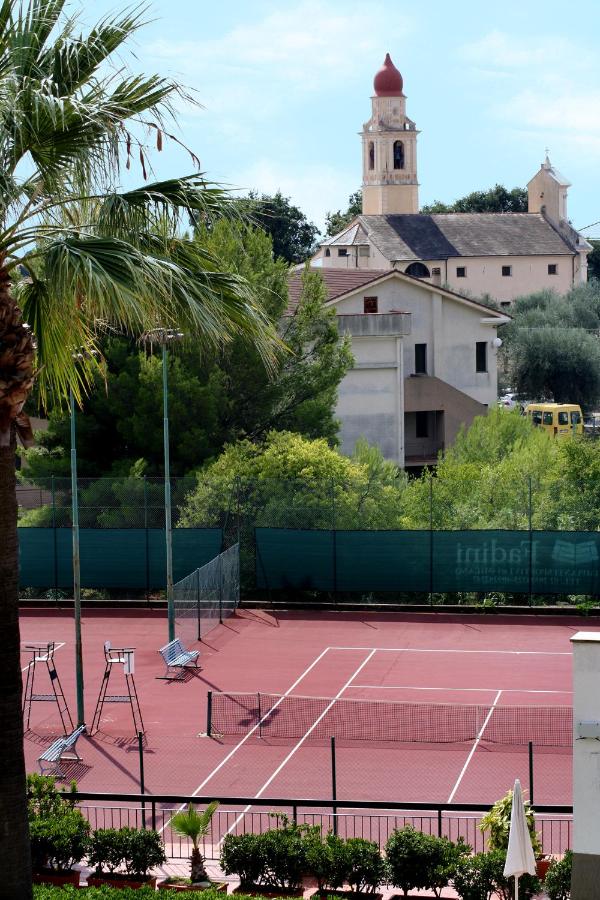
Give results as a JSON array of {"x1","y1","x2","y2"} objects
[
  {"x1": 364, "y1": 296, "x2": 378, "y2": 314},
  {"x1": 531, "y1": 410, "x2": 542, "y2": 426},
  {"x1": 475, "y1": 341, "x2": 487, "y2": 373},
  {"x1": 500, "y1": 301, "x2": 511, "y2": 308},
  {"x1": 337, "y1": 248, "x2": 348, "y2": 257},
  {"x1": 543, "y1": 412, "x2": 554, "y2": 426},
  {"x1": 415, "y1": 343, "x2": 427, "y2": 374},
  {"x1": 368, "y1": 141, "x2": 375, "y2": 170},
  {"x1": 415, "y1": 411, "x2": 429, "y2": 438},
  {"x1": 548, "y1": 264, "x2": 558, "y2": 275},
  {"x1": 405, "y1": 262, "x2": 430, "y2": 278},
  {"x1": 502, "y1": 265, "x2": 512, "y2": 277},
  {"x1": 431, "y1": 267, "x2": 441, "y2": 275},
  {"x1": 456, "y1": 266, "x2": 466, "y2": 278},
  {"x1": 393, "y1": 140, "x2": 404, "y2": 170},
  {"x1": 358, "y1": 246, "x2": 370, "y2": 257},
  {"x1": 324, "y1": 248, "x2": 331, "y2": 257},
  {"x1": 571, "y1": 411, "x2": 581, "y2": 425},
  {"x1": 558, "y1": 412, "x2": 569, "y2": 425}
]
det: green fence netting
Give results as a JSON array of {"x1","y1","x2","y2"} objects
[
  {"x1": 19, "y1": 528, "x2": 223, "y2": 590},
  {"x1": 255, "y1": 528, "x2": 600, "y2": 595}
]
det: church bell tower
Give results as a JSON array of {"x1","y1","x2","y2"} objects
[{"x1": 361, "y1": 54, "x2": 419, "y2": 215}]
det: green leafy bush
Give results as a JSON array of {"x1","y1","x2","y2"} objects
[
  {"x1": 121, "y1": 827, "x2": 166, "y2": 878},
  {"x1": 220, "y1": 832, "x2": 266, "y2": 887},
  {"x1": 27, "y1": 774, "x2": 77, "y2": 819},
  {"x1": 343, "y1": 837, "x2": 386, "y2": 893},
  {"x1": 29, "y1": 808, "x2": 90, "y2": 872},
  {"x1": 88, "y1": 829, "x2": 127, "y2": 875},
  {"x1": 32, "y1": 887, "x2": 306, "y2": 899},
  {"x1": 385, "y1": 826, "x2": 469, "y2": 897},
  {"x1": 88, "y1": 827, "x2": 165, "y2": 878},
  {"x1": 303, "y1": 832, "x2": 349, "y2": 891},
  {"x1": 544, "y1": 850, "x2": 572, "y2": 900},
  {"x1": 479, "y1": 790, "x2": 542, "y2": 857},
  {"x1": 453, "y1": 850, "x2": 540, "y2": 900},
  {"x1": 259, "y1": 817, "x2": 316, "y2": 890}
]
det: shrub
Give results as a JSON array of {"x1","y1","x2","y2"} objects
[
  {"x1": 479, "y1": 790, "x2": 542, "y2": 857},
  {"x1": 88, "y1": 828, "x2": 126, "y2": 875},
  {"x1": 545, "y1": 850, "x2": 572, "y2": 900},
  {"x1": 27, "y1": 773, "x2": 77, "y2": 820},
  {"x1": 453, "y1": 850, "x2": 541, "y2": 900},
  {"x1": 343, "y1": 837, "x2": 386, "y2": 894},
  {"x1": 386, "y1": 826, "x2": 470, "y2": 897},
  {"x1": 485, "y1": 849, "x2": 541, "y2": 900},
  {"x1": 29, "y1": 808, "x2": 90, "y2": 872},
  {"x1": 122, "y1": 827, "x2": 166, "y2": 878},
  {"x1": 304, "y1": 832, "x2": 349, "y2": 891},
  {"x1": 260, "y1": 818, "x2": 315, "y2": 890},
  {"x1": 220, "y1": 832, "x2": 266, "y2": 887}
]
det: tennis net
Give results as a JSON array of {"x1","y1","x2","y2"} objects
[
  {"x1": 206, "y1": 691, "x2": 572, "y2": 746},
  {"x1": 174, "y1": 543, "x2": 240, "y2": 642}
]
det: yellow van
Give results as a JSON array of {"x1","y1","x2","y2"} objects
[{"x1": 525, "y1": 403, "x2": 583, "y2": 437}]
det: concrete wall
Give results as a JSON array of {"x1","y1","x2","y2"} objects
[{"x1": 438, "y1": 254, "x2": 573, "y2": 302}]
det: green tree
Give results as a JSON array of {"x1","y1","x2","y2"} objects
[
  {"x1": 0, "y1": 3, "x2": 277, "y2": 895},
  {"x1": 506, "y1": 326, "x2": 600, "y2": 408},
  {"x1": 586, "y1": 239, "x2": 600, "y2": 281},
  {"x1": 325, "y1": 190, "x2": 363, "y2": 236},
  {"x1": 248, "y1": 190, "x2": 319, "y2": 263},
  {"x1": 23, "y1": 226, "x2": 353, "y2": 480},
  {"x1": 421, "y1": 184, "x2": 528, "y2": 214}
]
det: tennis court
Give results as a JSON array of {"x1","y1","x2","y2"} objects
[{"x1": 20, "y1": 606, "x2": 576, "y2": 814}]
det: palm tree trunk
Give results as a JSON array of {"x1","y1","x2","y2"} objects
[
  {"x1": 0, "y1": 426, "x2": 32, "y2": 899},
  {"x1": 190, "y1": 847, "x2": 208, "y2": 884},
  {"x1": 0, "y1": 268, "x2": 35, "y2": 899}
]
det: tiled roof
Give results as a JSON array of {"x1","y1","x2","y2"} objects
[
  {"x1": 358, "y1": 213, "x2": 577, "y2": 259},
  {"x1": 286, "y1": 267, "x2": 508, "y2": 318},
  {"x1": 287, "y1": 269, "x2": 390, "y2": 314}
]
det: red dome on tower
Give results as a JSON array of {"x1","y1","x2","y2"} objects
[{"x1": 373, "y1": 53, "x2": 403, "y2": 97}]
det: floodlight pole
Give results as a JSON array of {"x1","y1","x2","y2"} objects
[
  {"x1": 162, "y1": 343, "x2": 175, "y2": 642},
  {"x1": 69, "y1": 386, "x2": 85, "y2": 726}
]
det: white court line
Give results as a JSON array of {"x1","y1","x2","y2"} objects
[
  {"x1": 21, "y1": 641, "x2": 65, "y2": 672},
  {"x1": 328, "y1": 646, "x2": 571, "y2": 656},
  {"x1": 447, "y1": 689, "x2": 503, "y2": 804},
  {"x1": 159, "y1": 646, "x2": 335, "y2": 835},
  {"x1": 352, "y1": 684, "x2": 572, "y2": 694},
  {"x1": 218, "y1": 649, "x2": 377, "y2": 845}
]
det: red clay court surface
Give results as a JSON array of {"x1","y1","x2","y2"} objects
[{"x1": 19, "y1": 608, "x2": 579, "y2": 810}]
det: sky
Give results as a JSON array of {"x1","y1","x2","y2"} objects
[{"x1": 83, "y1": 0, "x2": 600, "y2": 237}]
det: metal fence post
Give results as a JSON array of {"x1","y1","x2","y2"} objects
[
  {"x1": 528, "y1": 476, "x2": 533, "y2": 606},
  {"x1": 196, "y1": 567, "x2": 201, "y2": 641},
  {"x1": 257, "y1": 692, "x2": 263, "y2": 739},
  {"x1": 151, "y1": 801, "x2": 156, "y2": 831},
  {"x1": 429, "y1": 477, "x2": 434, "y2": 603},
  {"x1": 138, "y1": 731, "x2": 146, "y2": 828},
  {"x1": 331, "y1": 736, "x2": 338, "y2": 836},
  {"x1": 331, "y1": 479, "x2": 337, "y2": 598},
  {"x1": 51, "y1": 475, "x2": 58, "y2": 591},
  {"x1": 529, "y1": 741, "x2": 534, "y2": 806},
  {"x1": 437, "y1": 807, "x2": 442, "y2": 837},
  {"x1": 206, "y1": 691, "x2": 212, "y2": 737},
  {"x1": 143, "y1": 476, "x2": 150, "y2": 602}
]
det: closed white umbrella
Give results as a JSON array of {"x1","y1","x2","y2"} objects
[{"x1": 503, "y1": 779, "x2": 537, "y2": 900}]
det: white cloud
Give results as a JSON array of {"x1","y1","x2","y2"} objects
[
  {"x1": 147, "y1": 1, "x2": 414, "y2": 95},
  {"x1": 459, "y1": 30, "x2": 593, "y2": 72}
]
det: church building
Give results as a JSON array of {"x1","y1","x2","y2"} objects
[{"x1": 313, "y1": 54, "x2": 591, "y2": 305}]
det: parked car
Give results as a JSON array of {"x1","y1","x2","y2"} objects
[{"x1": 584, "y1": 413, "x2": 600, "y2": 436}]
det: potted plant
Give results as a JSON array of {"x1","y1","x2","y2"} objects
[
  {"x1": 479, "y1": 789, "x2": 547, "y2": 878},
  {"x1": 27, "y1": 773, "x2": 89, "y2": 886},
  {"x1": 221, "y1": 817, "x2": 312, "y2": 896},
  {"x1": 220, "y1": 832, "x2": 266, "y2": 891},
  {"x1": 87, "y1": 826, "x2": 166, "y2": 888},
  {"x1": 545, "y1": 850, "x2": 572, "y2": 900},
  {"x1": 159, "y1": 801, "x2": 226, "y2": 892},
  {"x1": 386, "y1": 826, "x2": 470, "y2": 899},
  {"x1": 343, "y1": 837, "x2": 386, "y2": 896}
]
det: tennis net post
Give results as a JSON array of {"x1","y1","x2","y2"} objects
[{"x1": 206, "y1": 690, "x2": 213, "y2": 738}]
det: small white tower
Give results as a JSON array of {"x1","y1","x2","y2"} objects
[
  {"x1": 361, "y1": 54, "x2": 419, "y2": 215},
  {"x1": 527, "y1": 153, "x2": 571, "y2": 225}
]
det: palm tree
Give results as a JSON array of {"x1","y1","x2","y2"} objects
[
  {"x1": 0, "y1": 3, "x2": 276, "y2": 896},
  {"x1": 170, "y1": 801, "x2": 219, "y2": 884}
]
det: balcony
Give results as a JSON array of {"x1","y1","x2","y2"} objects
[
  {"x1": 405, "y1": 438, "x2": 444, "y2": 464},
  {"x1": 337, "y1": 312, "x2": 411, "y2": 337}
]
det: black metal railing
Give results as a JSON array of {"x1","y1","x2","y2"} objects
[{"x1": 67, "y1": 791, "x2": 573, "y2": 860}]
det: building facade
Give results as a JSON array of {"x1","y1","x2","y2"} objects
[
  {"x1": 313, "y1": 55, "x2": 590, "y2": 304},
  {"x1": 287, "y1": 269, "x2": 508, "y2": 467}
]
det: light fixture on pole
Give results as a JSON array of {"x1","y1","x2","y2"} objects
[
  {"x1": 140, "y1": 328, "x2": 184, "y2": 642},
  {"x1": 70, "y1": 346, "x2": 99, "y2": 727}
]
